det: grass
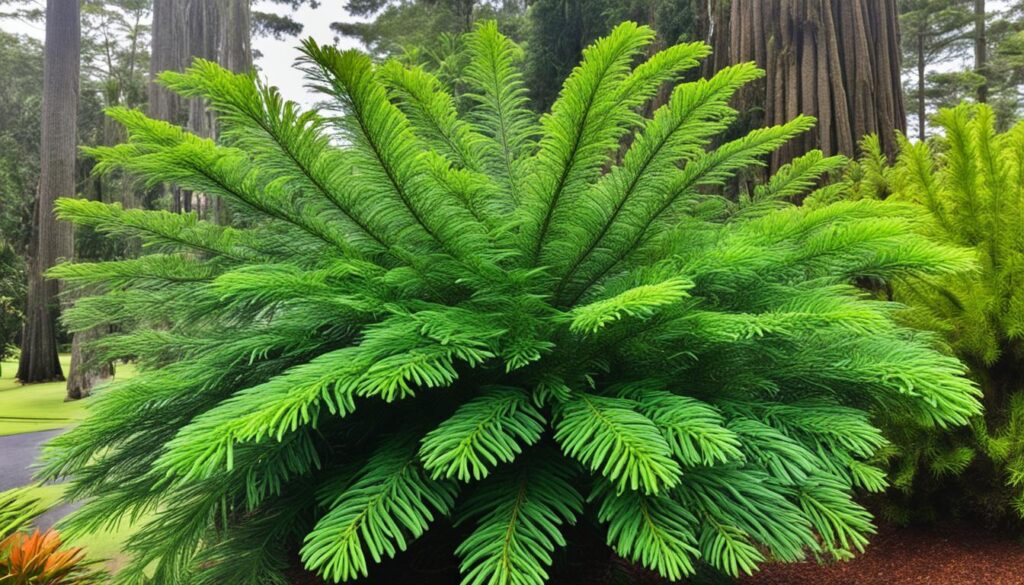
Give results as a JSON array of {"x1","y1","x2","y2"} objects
[
  {"x1": 2, "y1": 355, "x2": 144, "y2": 572},
  {"x1": 0, "y1": 355, "x2": 136, "y2": 436},
  {"x1": 15, "y1": 483, "x2": 148, "y2": 573}
]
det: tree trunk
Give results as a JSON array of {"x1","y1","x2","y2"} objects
[
  {"x1": 17, "y1": 0, "x2": 80, "y2": 383},
  {"x1": 918, "y1": 29, "x2": 926, "y2": 141},
  {"x1": 65, "y1": 317, "x2": 112, "y2": 400},
  {"x1": 149, "y1": 0, "x2": 186, "y2": 212},
  {"x1": 974, "y1": 0, "x2": 987, "y2": 103},
  {"x1": 65, "y1": 115, "x2": 123, "y2": 399},
  {"x1": 148, "y1": 0, "x2": 251, "y2": 218},
  {"x1": 219, "y1": 0, "x2": 252, "y2": 74},
  {"x1": 18, "y1": 196, "x2": 63, "y2": 383},
  {"x1": 710, "y1": 0, "x2": 907, "y2": 170},
  {"x1": 213, "y1": 0, "x2": 252, "y2": 224}
]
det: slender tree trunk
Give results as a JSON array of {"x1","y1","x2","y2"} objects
[
  {"x1": 974, "y1": 0, "x2": 988, "y2": 103},
  {"x1": 17, "y1": 0, "x2": 80, "y2": 383},
  {"x1": 918, "y1": 30, "x2": 927, "y2": 141},
  {"x1": 213, "y1": 0, "x2": 252, "y2": 224},
  {"x1": 65, "y1": 310, "x2": 112, "y2": 399},
  {"x1": 182, "y1": 0, "x2": 220, "y2": 218},
  {"x1": 66, "y1": 112, "x2": 122, "y2": 399},
  {"x1": 149, "y1": 0, "x2": 185, "y2": 212},
  {"x1": 711, "y1": 0, "x2": 907, "y2": 171}
]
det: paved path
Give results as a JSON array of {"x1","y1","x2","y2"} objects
[
  {"x1": 0, "y1": 429, "x2": 61, "y2": 490},
  {"x1": 0, "y1": 429, "x2": 80, "y2": 529}
]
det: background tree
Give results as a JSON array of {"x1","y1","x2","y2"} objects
[
  {"x1": 975, "y1": 0, "x2": 988, "y2": 102},
  {"x1": 707, "y1": 0, "x2": 907, "y2": 170},
  {"x1": 900, "y1": 0, "x2": 973, "y2": 140},
  {"x1": 897, "y1": 0, "x2": 1024, "y2": 137},
  {"x1": 65, "y1": 0, "x2": 154, "y2": 399},
  {"x1": 148, "y1": 0, "x2": 321, "y2": 215},
  {"x1": 524, "y1": 0, "x2": 698, "y2": 112},
  {"x1": 17, "y1": 0, "x2": 80, "y2": 383},
  {"x1": 331, "y1": 0, "x2": 527, "y2": 59},
  {"x1": 0, "y1": 31, "x2": 42, "y2": 365}
]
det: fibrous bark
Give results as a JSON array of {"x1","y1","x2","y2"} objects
[
  {"x1": 149, "y1": 0, "x2": 186, "y2": 212},
  {"x1": 706, "y1": 0, "x2": 907, "y2": 170},
  {"x1": 17, "y1": 0, "x2": 80, "y2": 383},
  {"x1": 149, "y1": 0, "x2": 252, "y2": 216}
]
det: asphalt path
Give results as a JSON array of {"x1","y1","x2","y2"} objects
[{"x1": 0, "y1": 429, "x2": 80, "y2": 529}]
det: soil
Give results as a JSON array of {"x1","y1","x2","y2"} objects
[
  {"x1": 741, "y1": 523, "x2": 1024, "y2": 585},
  {"x1": 286, "y1": 521, "x2": 1024, "y2": 585}
]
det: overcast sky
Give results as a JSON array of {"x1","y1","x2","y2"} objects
[
  {"x1": 0, "y1": 1, "x2": 361, "y2": 108},
  {"x1": 249, "y1": 1, "x2": 363, "y2": 107}
]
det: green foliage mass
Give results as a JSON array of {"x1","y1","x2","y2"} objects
[
  {"x1": 842, "y1": 105, "x2": 1024, "y2": 524},
  {"x1": 41, "y1": 21, "x2": 981, "y2": 584}
]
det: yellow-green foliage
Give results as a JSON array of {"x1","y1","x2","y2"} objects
[{"x1": 846, "y1": 105, "x2": 1024, "y2": 521}]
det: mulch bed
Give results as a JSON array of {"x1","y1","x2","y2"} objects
[
  {"x1": 741, "y1": 523, "x2": 1024, "y2": 585},
  {"x1": 286, "y1": 521, "x2": 1024, "y2": 584}
]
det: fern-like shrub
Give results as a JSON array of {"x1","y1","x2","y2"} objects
[
  {"x1": 41, "y1": 22, "x2": 980, "y2": 585},
  {"x1": 840, "y1": 105, "x2": 1024, "y2": 524}
]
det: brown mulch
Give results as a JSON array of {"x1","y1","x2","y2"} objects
[
  {"x1": 287, "y1": 521, "x2": 1024, "y2": 584},
  {"x1": 741, "y1": 524, "x2": 1024, "y2": 585}
]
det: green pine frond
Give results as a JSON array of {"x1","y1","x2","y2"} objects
[
  {"x1": 456, "y1": 457, "x2": 581, "y2": 585},
  {"x1": 592, "y1": 480, "x2": 699, "y2": 580},
  {"x1": 419, "y1": 387, "x2": 545, "y2": 481},
  {"x1": 569, "y1": 277, "x2": 693, "y2": 334},
  {"x1": 555, "y1": 393, "x2": 681, "y2": 495},
  {"x1": 463, "y1": 21, "x2": 535, "y2": 205},
  {"x1": 300, "y1": 438, "x2": 457, "y2": 582}
]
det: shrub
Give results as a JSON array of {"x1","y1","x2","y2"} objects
[
  {"x1": 0, "y1": 529, "x2": 101, "y2": 584},
  {"x1": 41, "y1": 21, "x2": 980, "y2": 585},
  {"x1": 840, "y1": 105, "x2": 1024, "y2": 524}
]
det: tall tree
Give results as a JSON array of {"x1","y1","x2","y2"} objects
[
  {"x1": 708, "y1": 0, "x2": 907, "y2": 169},
  {"x1": 66, "y1": 0, "x2": 153, "y2": 399},
  {"x1": 17, "y1": 0, "x2": 80, "y2": 383},
  {"x1": 0, "y1": 32, "x2": 43, "y2": 367},
  {"x1": 975, "y1": 0, "x2": 988, "y2": 102},
  {"x1": 148, "y1": 0, "x2": 310, "y2": 215},
  {"x1": 899, "y1": 0, "x2": 973, "y2": 140},
  {"x1": 148, "y1": 0, "x2": 185, "y2": 211}
]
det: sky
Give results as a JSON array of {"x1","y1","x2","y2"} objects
[
  {"x1": 0, "y1": 1, "x2": 361, "y2": 108},
  {"x1": 250, "y1": 1, "x2": 363, "y2": 107}
]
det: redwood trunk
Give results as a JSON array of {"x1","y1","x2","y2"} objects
[
  {"x1": 149, "y1": 0, "x2": 185, "y2": 212},
  {"x1": 710, "y1": 0, "x2": 907, "y2": 170},
  {"x1": 18, "y1": 0, "x2": 80, "y2": 383}
]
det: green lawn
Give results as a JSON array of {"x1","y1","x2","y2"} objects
[
  {"x1": 0, "y1": 356, "x2": 136, "y2": 436},
  {"x1": 17, "y1": 483, "x2": 146, "y2": 573},
  {"x1": 2, "y1": 355, "x2": 143, "y2": 572}
]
